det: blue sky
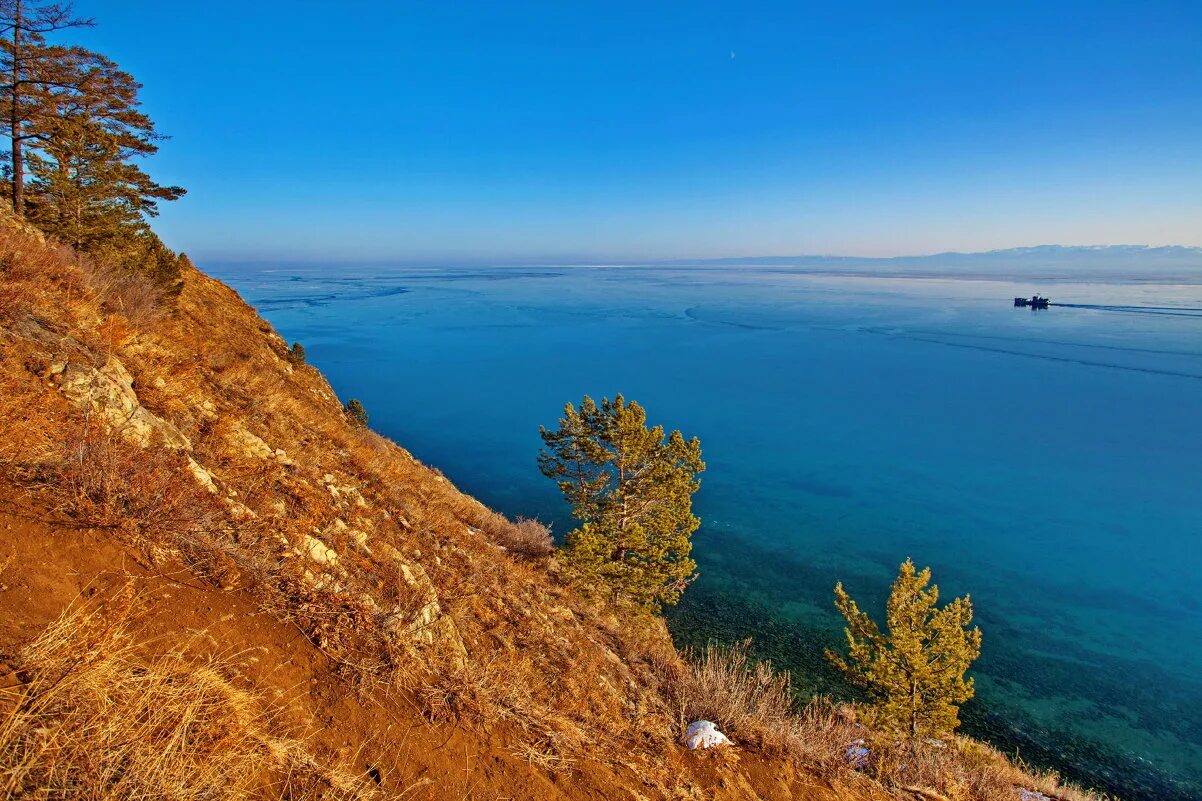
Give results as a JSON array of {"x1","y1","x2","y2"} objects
[{"x1": 72, "y1": 1, "x2": 1201, "y2": 262}]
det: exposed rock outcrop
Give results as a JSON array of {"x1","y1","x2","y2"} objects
[{"x1": 50, "y1": 356, "x2": 191, "y2": 450}]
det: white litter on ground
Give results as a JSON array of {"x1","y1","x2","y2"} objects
[
  {"x1": 845, "y1": 739, "x2": 870, "y2": 767},
  {"x1": 683, "y1": 720, "x2": 732, "y2": 750}
]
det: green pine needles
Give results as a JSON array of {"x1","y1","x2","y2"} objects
[
  {"x1": 344, "y1": 398, "x2": 368, "y2": 428},
  {"x1": 1, "y1": 2, "x2": 186, "y2": 282},
  {"x1": 287, "y1": 342, "x2": 306, "y2": 366},
  {"x1": 826, "y1": 559, "x2": 982, "y2": 738},
  {"x1": 539, "y1": 394, "x2": 704, "y2": 610}
]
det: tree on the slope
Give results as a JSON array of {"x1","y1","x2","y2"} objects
[
  {"x1": 24, "y1": 47, "x2": 184, "y2": 251},
  {"x1": 345, "y1": 398, "x2": 368, "y2": 428},
  {"x1": 0, "y1": 0, "x2": 92, "y2": 215},
  {"x1": 826, "y1": 559, "x2": 982, "y2": 738},
  {"x1": 0, "y1": 2, "x2": 185, "y2": 292},
  {"x1": 539, "y1": 394, "x2": 704, "y2": 609}
]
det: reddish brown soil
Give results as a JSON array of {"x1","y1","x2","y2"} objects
[{"x1": 0, "y1": 499, "x2": 879, "y2": 801}]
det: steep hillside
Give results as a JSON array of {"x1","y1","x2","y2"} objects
[{"x1": 0, "y1": 216, "x2": 1103, "y2": 801}]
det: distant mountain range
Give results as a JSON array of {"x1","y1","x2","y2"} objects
[{"x1": 663, "y1": 245, "x2": 1202, "y2": 281}]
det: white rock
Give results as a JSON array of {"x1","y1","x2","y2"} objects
[
  {"x1": 303, "y1": 534, "x2": 339, "y2": 565},
  {"x1": 683, "y1": 720, "x2": 731, "y2": 750},
  {"x1": 187, "y1": 457, "x2": 220, "y2": 493},
  {"x1": 54, "y1": 357, "x2": 190, "y2": 449},
  {"x1": 226, "y1": 422, "x2": 275, "y2": 459}
]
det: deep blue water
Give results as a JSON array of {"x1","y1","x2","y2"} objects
[{"x1": 210, "y1": 262, "x2": 1202, "y2": 800}]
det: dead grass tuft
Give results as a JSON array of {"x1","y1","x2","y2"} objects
[
  {"x1": 494, "y1": 516, "x2": 555, "y2": 558},
  {"x1": 665, "y1": 639, "x2": 803, "y2": 751},
  {"x1": 0, "y1": 596, "x2": 376, "y2": 801},
  {"x1": 76, "y1": 256, "x2": 167, "y2": 328}
]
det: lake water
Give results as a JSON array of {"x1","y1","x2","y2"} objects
[{"x1": 210, "y1": 261, "x2": 1202, "y2": 801}]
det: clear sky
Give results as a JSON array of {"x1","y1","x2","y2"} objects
[{"x1": 70, "y1": 1, "x2": 1202, "y2": 262}]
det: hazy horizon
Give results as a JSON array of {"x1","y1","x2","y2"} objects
[{"x1": 199, "y1": 243, "x2": 1202, "y2": 270}]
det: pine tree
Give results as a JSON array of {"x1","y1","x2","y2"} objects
[
  {"x1": 24, "y1": 47, "x2": 184, "y2": 251},
  {"x1": 288, "y1": 342, "x2": 306, "y2": 365},
  {"x1": 1, "y1": 4, "x2": 184, "y2": 292},
  {"x1": 0, "y1": 0, "x2": 92, "y2": 215},
  {"x1": 538, "y1": 394, "x2": 704, "y2": 609},
  {"x1": 826, "y1": 559, "x2": 982, "y2": 738},
  {"x1": 345, "y1": 398, "x2": 368, "y2": 428}
]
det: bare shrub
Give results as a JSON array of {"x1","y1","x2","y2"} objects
[
  {"x1": 499, "y1": 516, "x2": 555, "y2": 557},
  {"x1": 77, "y1": 254, "x2": 167, "y2": 328},
  {"x1": 0, "y1": 597, "x2": 376, "y2": 801},
  {"x1": 454, "y1": 502, "x2": 555, "y2": 558},
  {"x1": 52, "y1": 420, "x2": 223, "y2": 541}
]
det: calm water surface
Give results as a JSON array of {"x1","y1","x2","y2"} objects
[{"x1": 210, "y1": 263, "x2": 1202, "y2": 800}]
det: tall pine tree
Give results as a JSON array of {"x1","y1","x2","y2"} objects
[
  {"x1": 0, "y1": 0, "x2": 92, "y2": 215},
  {"x1": 826, "y1": 559, "x2": 982, "y2": 738},
  {"x1": 25, "y1": 47, "x2": 184, "y2": 251},
  {"x1": 539, "y1": 395, "x2": 704, "y2": 609},
  {"x1": 0, "y1": 3, "x2": 185, "y2": 288}
]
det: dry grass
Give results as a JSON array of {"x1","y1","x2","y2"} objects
[
  {"x1": 0, "y1": 362, "x2": 62, "y2": 472},
  {"x1": 859, "y1": 734, "x2": 1118, "y2": 801},
  {"x1": 666, "y1": 639, "x2": 799, "y2": 749},
  {"x1": 0, "y1": 219, "x2": 85, "y2": 325},
  {"x1": 0, "y1": 596, "x2": 376, "y2": 801},
  {"x1": 51, "y1": 420, "x2": 224, "y2": 541},
  {"x1": 0, "y1": 213, "x2": 167, "y2": 332},
  {"x1": 662, "y1": 640, "x2": 861, "y2": 774},
  {"x1": 413, "y1": 646, "x2": 595, "y2": 773},
  {"x1": 76, "y1": 256, "x2": 167, "y2": 328},
  {"x1": 492, "y1": 516, "x2": 555, "y2": 558},
  {"x1": 664, "y1": 640, "x2": 1113, "y2": 801}
]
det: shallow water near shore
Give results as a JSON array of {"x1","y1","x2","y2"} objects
[{"x1": 211, "y1": 261, "x2": 1202, "y2": 800}]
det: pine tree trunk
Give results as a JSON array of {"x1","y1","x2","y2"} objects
[
  {"x1": 10, "y1": 137, "x2": 22, "y2": 214},
  {"x1": 910, "y1": 679, "x2": 919, "y2": 738},
  {"x1": 9, "y1": 0, "x2": 23, "y2": 215}
]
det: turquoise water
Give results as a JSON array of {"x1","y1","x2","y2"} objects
[{"x1": 210, "y1": 262, "x2": 1202, "y2": 800}]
